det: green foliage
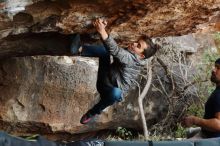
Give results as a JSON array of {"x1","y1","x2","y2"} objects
[
  {"x1": 202, "y1": 50, "x2": 219, "y2": 64},
  {"x1": 187, "y1": 104, "x2": 204, "y2": 118},
  {"x1": 214, "y1": 32, "x2": 220, "y2": 41},
  {"x1": 186, "y1": 45, "x2": 218, "y2": 115},
  {"x1": 116, "y1": 127, "x2": 133, "y2": 140},
  {"x1": 208, "y1": 86, "x2": 215, "y2": 94},
  {"x1": 147, "y1": 132, "x2": 173, "y2": 141},
  {"x1": 22, "y1": 134, "x2": 39, "y2": 141},
  {"x1": 175, "y1": 124, "x2": 186, "y2": 138}
]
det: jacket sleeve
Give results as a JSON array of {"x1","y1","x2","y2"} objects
[{"x1": 103, "y1": 35, "x2": 133, "y2": 64}]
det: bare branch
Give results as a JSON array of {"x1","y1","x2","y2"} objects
[{"x1": 138, "y1": 57, "x2": 153, "y2": 139}]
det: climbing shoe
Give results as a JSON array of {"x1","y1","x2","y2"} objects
[
  {"x1": 80, "y1": 111, "x2": 96, "y2": 124},
  {"x1": 70, "y1": 33, "x2": 81, "y2": 55}
]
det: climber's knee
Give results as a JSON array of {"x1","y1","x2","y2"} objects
[{"x1": 110, "y1": 87, "x2": 122, "y2": 102}]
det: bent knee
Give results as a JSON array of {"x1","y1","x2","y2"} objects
[{"x1": 111, "y1": 88, "x2": 122, "y2": 102}]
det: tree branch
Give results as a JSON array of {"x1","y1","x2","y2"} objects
[{"x1": 138, "y1": 57, "x2": 153, "y2": 139}]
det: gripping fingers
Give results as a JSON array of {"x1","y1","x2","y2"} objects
[
  {"x1": 103, "y1": 20, "x2": 107, "y2": 26},
  {"x1": 93, "y1": 18, "x2": 107, "y2": 26}
]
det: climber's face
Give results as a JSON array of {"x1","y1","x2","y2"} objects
[{"x1": 128, "y1": 39, "x2": 148, "y2": 58}]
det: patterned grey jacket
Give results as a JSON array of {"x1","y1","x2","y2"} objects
[{"x1": 103, "y1": 35, "x2": 149, "y2": 98}]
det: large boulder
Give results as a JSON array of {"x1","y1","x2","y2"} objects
[{"x1": 0, "y1": 56, "x2": 165, "y2": 135}]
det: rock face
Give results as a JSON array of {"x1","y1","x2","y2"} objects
[
  {"x1": 0, "y1": 31, "x2": 218, "y2": 138},
  {"x1": 0, "y1": 0, "x2": 219, "y2": 139},
  {"x1": 0, "y1": 0, "x2": 219, "y2": 58},
  {"x1": 0, "y1": 56, "x2": 97, "y2": 134},
  {"x1": 0, "y1": 56, "x2": 157, "y2": 135}
]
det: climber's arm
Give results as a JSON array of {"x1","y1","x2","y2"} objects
[{"x1": 93, "y1": 18, "x2": 131, "y2": 63}]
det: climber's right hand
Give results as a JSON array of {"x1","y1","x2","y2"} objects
[
  {"x1": 93, "y1": 18, "x2": 107, "y2": 34},
  {"x1": 93, "y1": 18, "x2": 108, "y2": 40}
]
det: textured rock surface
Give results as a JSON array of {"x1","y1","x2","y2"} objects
[
  {"x1": 0, "y1": 0, "x2": 219, "y2": 138},
  {"x1": 0, "y1": 0, "x2": 219, "y2": 58},
  {"x1": 0, "y1": 56, "x2": 152, "y2": 135},
  {"x1": 0, "y1": 31, "x2": 218, "y2": 137},
  {"x1": 0, "y1": 56, "x2": 98, "y2": 133}
]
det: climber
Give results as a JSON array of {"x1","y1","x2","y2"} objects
[
  {"x1": 182, "y1": 58, "x2": 220, "y2": 139},
  {"x1": 70, "y1": 18, "x2": 159, "y2": 124}
]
